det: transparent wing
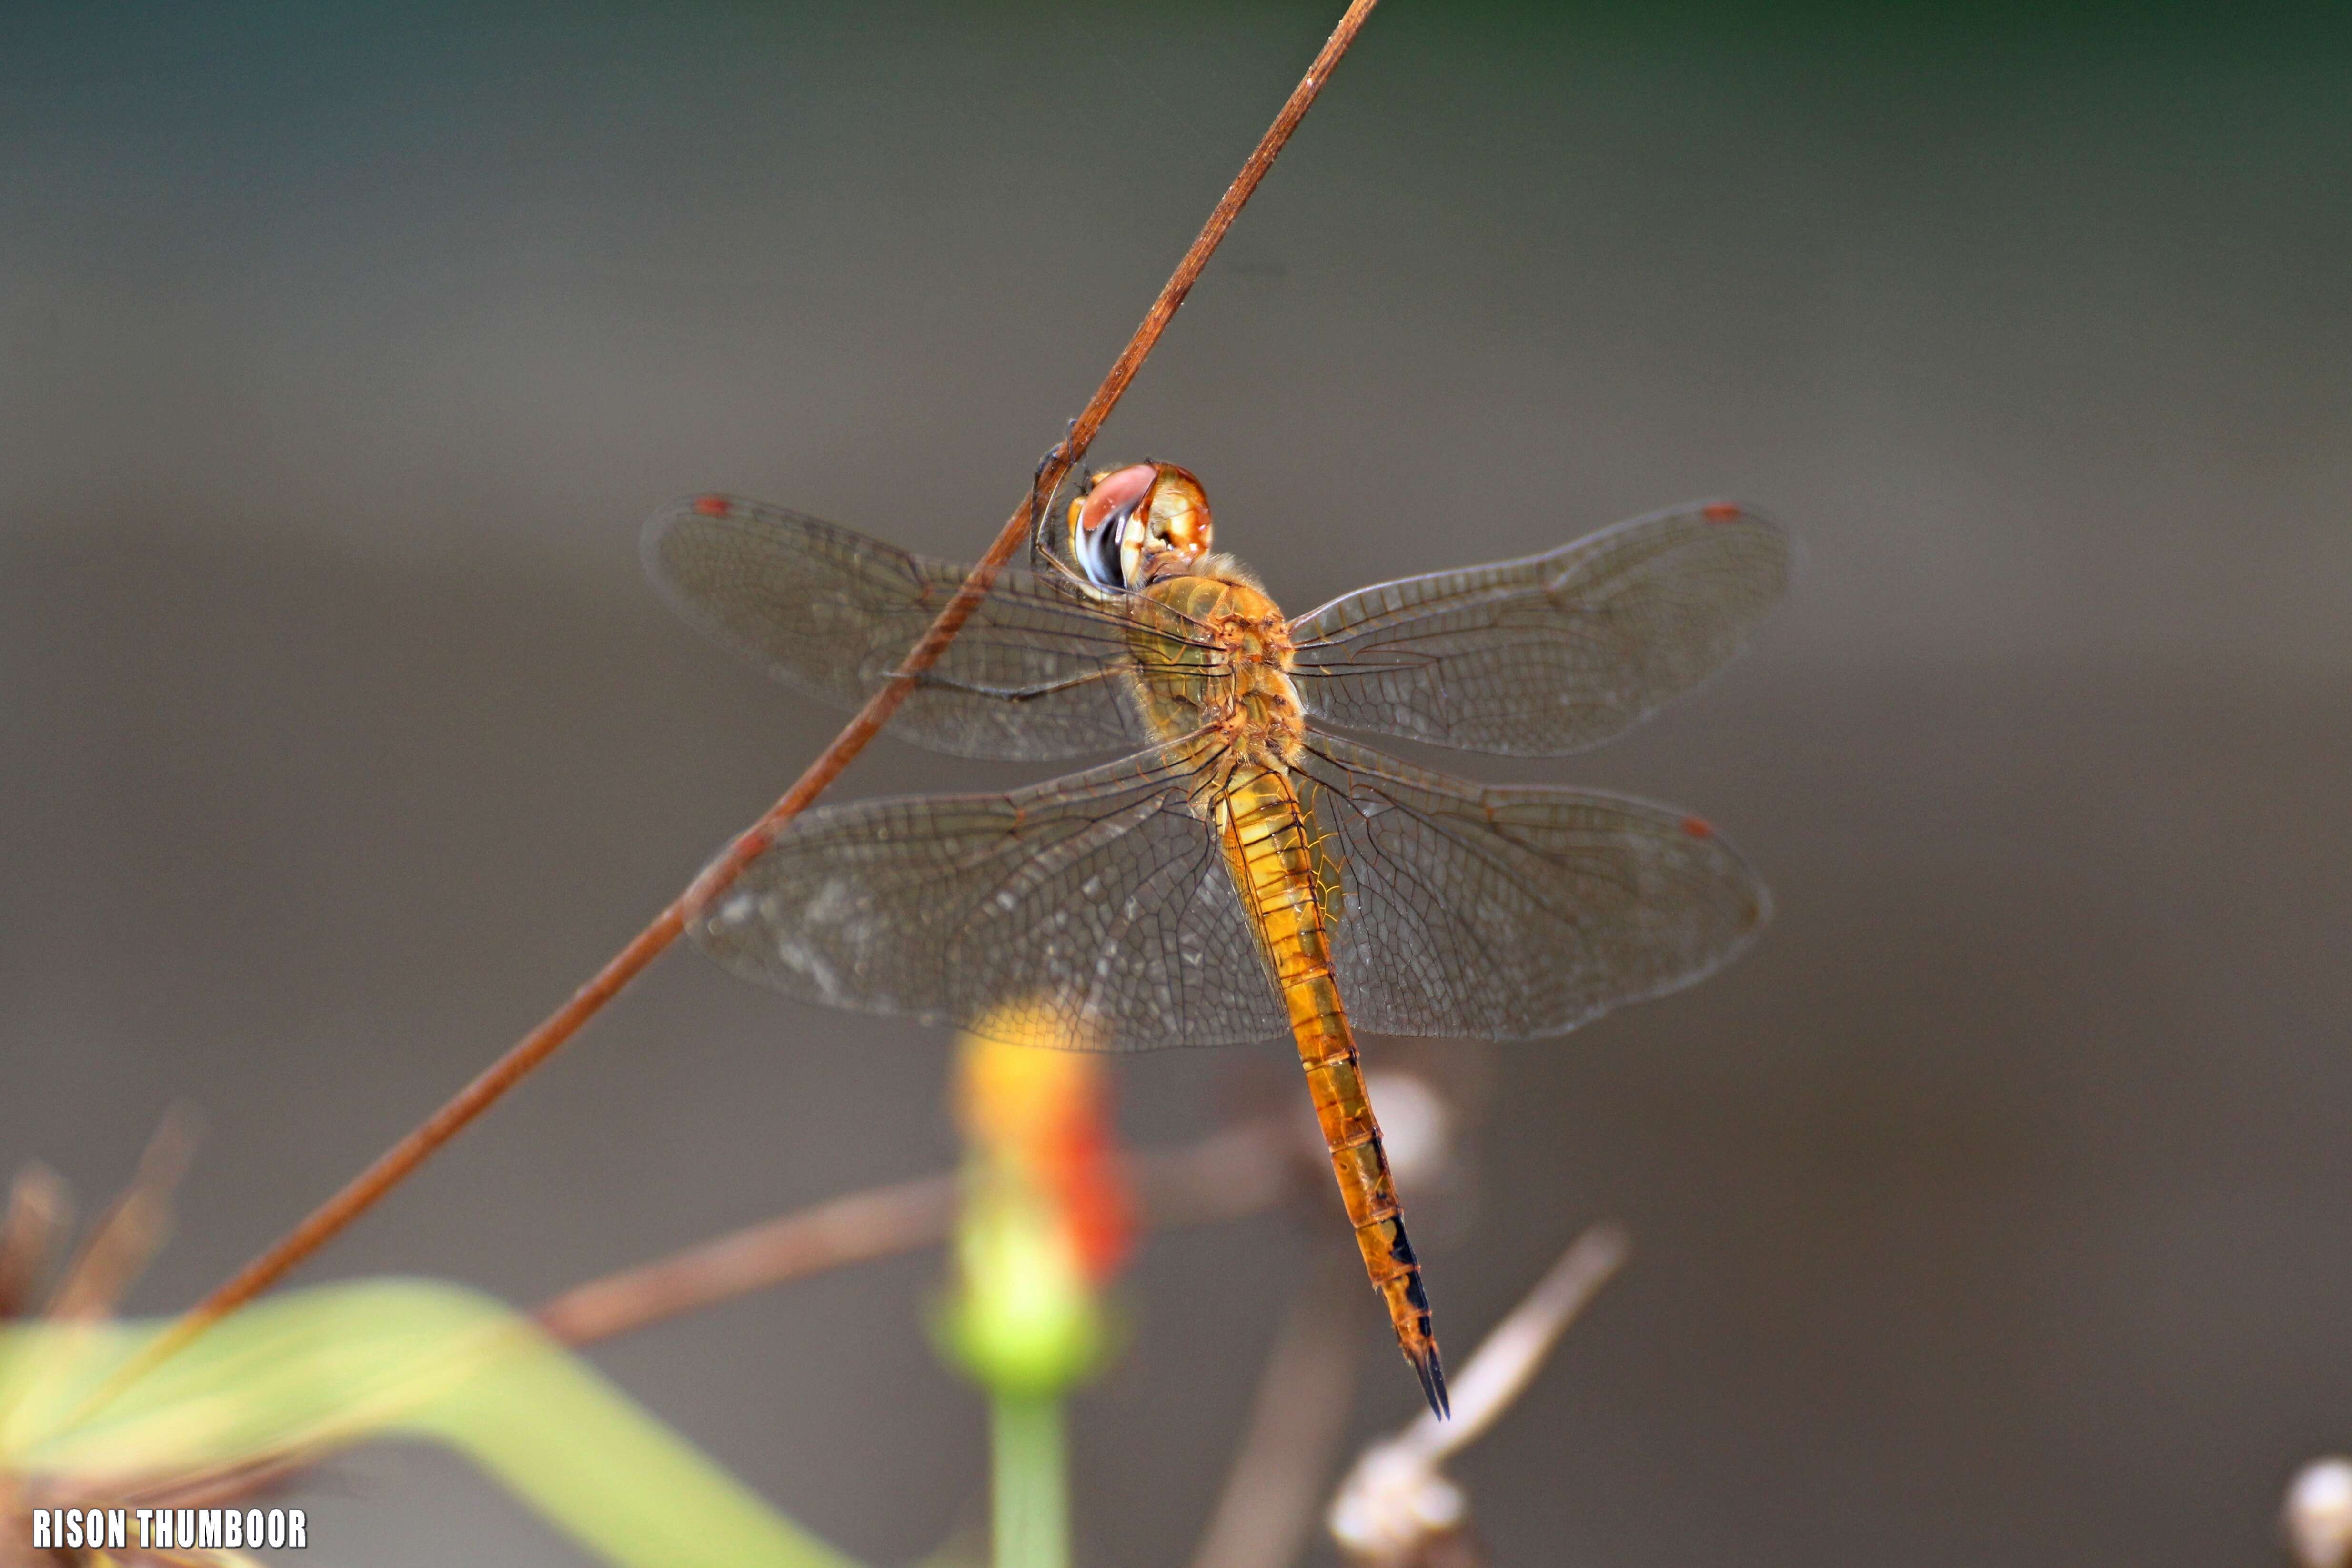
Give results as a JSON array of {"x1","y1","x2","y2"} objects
[
  {"x1": 644, "y1": 495, "x2": 1211, "y2": 760},
  {"x1": 1292, "y1": 734, "x2": 1769, "y2": 1038},
  {"x1": 688, "y1": 742, "x2": 1288, "y2": 1051},
  {"x1": 1287, "y1": 501, "x2": 1791, "y2": 756}
]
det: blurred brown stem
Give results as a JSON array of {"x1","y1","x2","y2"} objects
[
  {"x1": 99, "y1": 0, "x2": 1383, "y2": 1404},
  {"x1": 0, "y1": 1163, "x2": 71, "y2": 1319},
  {"x1": 1413, "y1": 1222, "x2": 1630, "y2": 1454},
  {"x1": 538, "y1": 1176, "x2": 956, "y2": 1346},
  {"x1": 539, "y1": 1117, "x2": 1299, "y2": 1346},
  {"x1": 1186, "y1": 1248, "x2": 1367, "y2": 1568},
  {"x1": 44, "y1": 1108, "x2": 200, "y2": 1322}
]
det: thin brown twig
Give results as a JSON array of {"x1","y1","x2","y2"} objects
[
  {"x1": 0, "y1": 1163, "x2": 71, "y2": 1319},
  {"x1": 538, "y1": 1116, "x2": 1301, "y2": 1347},
  {"x1": 88, "y1": 0, "x2": 1381, "y2": 1407},
  {"x1": 1408, "y1": 1222, "x2": 1630, "y2": 1456},
  {"x1": 536, "y1": 1175, "x2": 957, "y2": 1346},
  {"x1": 45, "y1": 1107, "x2": 201, "y2": 1322},
  {"x1": 1130, "y1": 1119, "x2": 1304, "y2": 1227}
]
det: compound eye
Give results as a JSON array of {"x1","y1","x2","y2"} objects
[
  {"x1": 1143, "y1": 466, "x2": 1212, "y2": 562},
  {"x1": 1069, "y1": 463, "x2": 1156, "y2": 588}
]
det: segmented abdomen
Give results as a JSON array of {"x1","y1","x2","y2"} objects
[{"x1": 1214, "y1": 761, "x2": 1448, "y2": 1416}]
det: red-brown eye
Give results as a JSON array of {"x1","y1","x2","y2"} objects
[
  {"x1": 1143, "y1": 466, "x2": 1212, "y2": 560},
  {"x1": 1076, "y1": 464, "x2": 1156, "y2": 540},
  {"x1": 1070, "y1": 463, "x2": 1156, "y2": 587}
]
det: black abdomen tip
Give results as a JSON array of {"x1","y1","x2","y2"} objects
[{"x1": 1410, "y1": 1340, "x2": 1451, "y2": 1420}]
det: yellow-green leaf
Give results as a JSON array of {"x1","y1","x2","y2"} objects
[{"x1": 0, "y1": 1279, "x2": 860, "y2": 1568}]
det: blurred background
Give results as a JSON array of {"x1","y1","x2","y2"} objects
[{"x1": 4, "y1": 1, "x2": 2350, "y2": 1562}]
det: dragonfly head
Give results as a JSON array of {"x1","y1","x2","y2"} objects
[{"x1": 1067, "y1": 462, "x2": 1213, "y2": 589}]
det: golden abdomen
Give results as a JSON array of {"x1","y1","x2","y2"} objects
[{"x1": 1210, "y1": 742, "x2": 1448, "y2": 1414}]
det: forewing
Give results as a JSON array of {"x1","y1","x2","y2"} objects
[
  {"x1": 645, "y1": 495, "x2": 1198, "y2": 760},
  {"x1": 689, "y1": 743, "x2": 1288, "y2": 1050},
  {"x1": 1287, "y1": 502, "x2": 1790, "y2": 756},
  {"x1": 1292, "y1": 735, "x2": 1768, "y2": 1038}
]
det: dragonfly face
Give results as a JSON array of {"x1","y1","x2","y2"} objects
[
  {"x1": 648, "y1": 467, "x2": 1792, "y2": 1417},
  {"x1": 1067, "y1": 461, "x2": 1214, "y2": 589}
]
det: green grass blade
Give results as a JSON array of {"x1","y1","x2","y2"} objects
[{"x1": 0, "y1": 1278, "x2": 860, "y2": 1568}]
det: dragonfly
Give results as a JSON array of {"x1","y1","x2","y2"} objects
[{"x1": 645, "y1": 462, "x2": 1790, "y2": 1416}]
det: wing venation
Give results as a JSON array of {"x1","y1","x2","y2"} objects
[
  {"x1": 689, "y1": 742, "x2": 1289, "y2": 1050},
  {"x1": 645, "y1": 496, "x2": 1205, "y2": 760},
  {"x1": 1293, "y1": 735, "x2": 1768, "y2": 1038},
  {"x1": 1287, "y1": 502, "x2": 1791, "y2": 756}
]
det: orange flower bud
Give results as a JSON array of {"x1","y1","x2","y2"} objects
[{"x1": 940, "y1": 1009, "x2": 1135, "y2": 1395}]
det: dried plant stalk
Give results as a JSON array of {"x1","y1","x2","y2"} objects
[
  {"x1": 0, "y1": 1163, "x2": 71, "y2": 1318},
  {"x1": 45, "y1": 1108, "x2": 200, "y2": 1322},
  {"x1": 1187, "y1": 1249, "x2": 1367, "y2": 1568},
  {"x1": 537, "y1": 1176, "x2": 958, "y2": 1346},
  {"x1": 538, "y1": 1116, "x2": 1302, "y2": 1347}
]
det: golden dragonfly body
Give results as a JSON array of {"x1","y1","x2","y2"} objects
[
  {"x1": 647, "y1": 463, "x2": 1790, "y2": 1415},
  {"x1": 1132, "y1": 560, "x2": 1440, "y2": 1398}
]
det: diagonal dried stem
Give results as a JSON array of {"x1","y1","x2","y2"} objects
[
  {"x1": 45, "y1": 1107, "x2": 201, "y2": 1322},
  {"x1": 104, "y1": 0, "x2": 1383, "y2": 1404},
  {"x1": 1402, "y1": 1222, "x2": 1629, "y2": 1459},
  {"x1": 1186, "y1": 1248, "x2": 1367, "y2": 1568},
  {"x1": 537, "y1": 1175, "x2": 958, "y2": 1346},
  {"x1": 0, "y1": 1163, "x2": 72, "y2": 1319},
  {"x1": 536, "y1": 1116, "x2": 1300, "y2": 1347},
  {"x1": 1325, "y1": 1225, "x2": 1630, "y2": 1567}
]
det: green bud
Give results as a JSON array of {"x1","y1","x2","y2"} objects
[{"x1": 936, "y1": 1179, "x2": 1107, "y2": 1398}]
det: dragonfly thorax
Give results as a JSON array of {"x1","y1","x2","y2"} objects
[{"x1": 1132, "y1": 568, "x2": 1306, "y2": 764}]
